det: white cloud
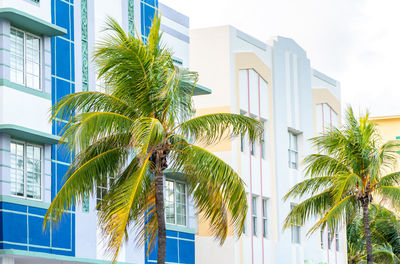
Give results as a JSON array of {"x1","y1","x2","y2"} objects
[{"x1": 162, "y1": 0, "x2": 400, "y2": 116}]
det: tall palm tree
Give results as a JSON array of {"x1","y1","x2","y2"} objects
[
  {"x1": 283, "y1": 107, "x2": 400, "y2": 264},
  {"x1": 348, "y1": 204, "x2": 400, "y2": 264},
  {"x1": 43, "y1": 16, "x2": 263, "y2": 264}
]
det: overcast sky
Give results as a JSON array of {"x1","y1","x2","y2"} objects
[{"x1": 161, "y1": 0, "x2": 400, "y2": 117}]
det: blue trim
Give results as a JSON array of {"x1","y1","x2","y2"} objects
[
  {"x1": 236, "y1": 29, "x2": 267, "y2": 51},
  {"x1": 160, "y1": 24, "x2": 189, "y2": 43},
  {"x1": 158, "y1": 3, "x2": 189, "y2": 28}
]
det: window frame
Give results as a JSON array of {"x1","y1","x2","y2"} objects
[
  {"x1": 328, "y1": 230, "x2": 333, "y2": 250},
  {"x1": 290, "y1": 203, "x2": 301, "y2": 244},
  {"x1": 96, "y1": 174, "x2": 115, "y2": 207},
  {"x1": 252, "y1": 196, "x2": 258, "y2": 236},
  {"x1": 10, "y1": 27, "x2": 42, "y2": 91},
  {"x1": 10, "y1": 140, "x2": 43, "y2": 201},
  {"x1": 261, "y1": 120, "x2": 266, "y2": 160},
  {"x1": 335, "y1": 232, "x2": 339, "y2": 251},
  {"x1": 288, "y1": 131, "x2": 299, "y2": 169},
  {"x1": 165, "y1": 179, "x2": 188, "y2": 227},
  {"x1": 262, "y1": 198, "x2": 268, "y2": 238},
  {"x1": 320, "y1": 229, "x2": 324, "y2": 249}
]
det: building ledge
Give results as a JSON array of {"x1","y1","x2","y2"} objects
[
  {"x1": 0, "y1": 249, "x2": 133, "y2": 264},
  {"x1": 0, "y1": 8, "x2": 67, "y2": 36},
  {"x1": 0, "y1": 124, "x2": 60, "y2": 144},
  {"x1": 0, "y1": 195, "x2": 50, "y2": 209},
  {"x1": 166, "y1": 224, "x2": 196, "y2": 234},
  {"x1": 194, "y1": 83, "x2": 212, "y2": 95}
]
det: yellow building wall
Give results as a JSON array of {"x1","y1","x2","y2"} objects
[{"x1": 371, "y1": 116, "x2": 400, "y2": 143}]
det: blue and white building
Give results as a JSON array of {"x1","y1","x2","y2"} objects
[{"x1": 0, "y1": 1, "x2": 206, "y2": 263}]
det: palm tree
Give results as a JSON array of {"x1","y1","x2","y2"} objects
[
  {"x1": 43, "y1": 16, "x2": 263, "y2": 264},
  {"x1": 283, "y1": 107, "x2": 400, "y2": 264},
  {"x1": 348, "y1": 204, "x2": 400, "y2": 264}
]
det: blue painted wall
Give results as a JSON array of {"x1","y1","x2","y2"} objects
[
  {"x1": 0, "y1": 202, "x2": 75, "y2": 255},
  {"x1": 141, "y1": 0, "x2": 158, "y2": 39},
  {"x1": 50, "y1": 0, "x2": 75, "y2": 256},
  {"x1": 145, "y1": 230, "x2": 195, "y2": 264}
]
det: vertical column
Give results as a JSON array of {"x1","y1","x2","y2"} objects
[
  {"x1": 0, "y1": 133, "x2": 11, "y2": 196},
  {"x1": 81, "y1": 0, "x2": 89, "y2": 92},
  {"x1": 51, "y1": 0, "x2": 76, "y2": 256},
  {"x1": 128, "y1": 0, "x2": 135, "y2": 36},
  {"x1": 257, "y1": 75, "x2": 264, "y2": 264},
  {"x1": 247, "y1": 69, "x2": 254, "y2": 264},
  {"x1": 0, "y1": 18, "x2": 11, "y2": 81}
]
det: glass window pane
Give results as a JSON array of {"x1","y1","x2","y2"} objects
[
  {"x1": 26, "y1": 145, "x2": 41, "y2": 199},
  {"x1": 335, "y1": 233, "x2": 339, "y2": 251},
  {"x1": 262, "y1": 199, "x2": 267, "y2": 217},
  {"x1": 253, "y1": 216, "x2": 257, "y2": 236},
  {"x1": 165, "y1": 180, "x2": 175, "y2": 224},
  {"x1": 10, "y1": 142, "x2": 25, "y2": 197},
  {"x1": 263, "y1": 219, "x2": 267, "y2": 238},
  {"x1": 10, "y1": 29, "x2": 25, "y2": 85},
  {"x1": 252, "y1": 197, "x2": 257, "y2": 215},
  {"x1": 25, "y1": 34, "x2": 41, "y2": 90}
]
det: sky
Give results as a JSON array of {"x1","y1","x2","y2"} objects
[{"x1": 161, "y1": 0, "x2": 400, "y2": 117}]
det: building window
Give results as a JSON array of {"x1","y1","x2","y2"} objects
[
  {"x1": 165, "y1": 179, "x2": 187, "y2": 226},
  {"x1": 320, "y1": 229, "x2": 324, "y2": 249},
  {"x1": 335, "y1": 232, "x2": 339, "y2": 251},
  {"x1": 328, "y1": 230, "x2": 333, "y2": 249},
  {"x1": 262, "y1": 198, "x2": 268, "y2": 238},
  {"x1": 316, "y1": 103, "x2": 338, "y2": 134},
  {"x1": 96, "y1": 175, "x2": 114, "y2": 206},
  {"x1": 288, "y1": 131, "x2": 298, "y2": 169},
  {"x1": 240, "y1": 133, "x2": 245, "y2": 152},
  {"x1": 10, "y1": 141, "x2": 42, "y2": 200},
  {"x1": 261, "y1": 121, "x2": 266, "y2": 159},
  {"x1": 10, "y1": 28, "x2": 41, "y2": 90},
  {"x1": 291, "y1": 204, "x2": 301, "y2": 244},
  {"x1": 252, "y1": 196, "x2": 257, "y2": 236}
]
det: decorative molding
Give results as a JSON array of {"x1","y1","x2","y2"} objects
[
  {"x1": 128, "y1": 0, "x2": 135, "y2": 36},
  {"x1": 165, "y1": 224, "x2": 196, "y2": 234},
  {"x1": 0, "y1": 79, "x2": 51, "y2": 100},
  {"x1": 82, "y1": 193, "x2": 89, "y2": 213},
  {"x1": 0, "y1": 249, "x2": 134, "y2": 264},
  {"x1": 0, "y1": 124, "x2": 60, "y2": 145},
  {"x1": 81, "y1": 0, "x2": 89, "y2": 92},
  {"x1": 0, "y1": 8, "x2": 66, "y2": 36},
  {"x1": 0, "y1": 195, "x2": 50, "y2": 209}
]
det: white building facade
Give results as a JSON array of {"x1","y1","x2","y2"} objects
[{"x1": 191, "y1": 26, "x2": 346, "y2": 264}]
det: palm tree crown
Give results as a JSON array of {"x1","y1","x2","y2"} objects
[
  {"x1": 348, "y1": 204, "x2": 400, "y2": 264},
  {"x1": 284, "y1": 107, "x2": 400, "y2": 264},
  {"x1": 44, "y1": 16, "x2": 263, "y2": 263}
]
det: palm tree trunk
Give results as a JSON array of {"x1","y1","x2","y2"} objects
[
  {"x1": 155, "y1": 152, "x2": 167, "y2": 264},
  {"x1": 362, "y1": 198, "x2": 373, "y2": 264}
]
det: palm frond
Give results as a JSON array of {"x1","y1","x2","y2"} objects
[
  {"x1": 283, "y1": 176, "x2": 336, "y2": 200},
  {"x1": 44, "y1": 145, "x2": 128, "y2": 228},
  {"x1": 176, "y1": 113, "x2": 263, "y2": 146},
  {"x1": 98, "y1": 155, "x2": 153, "y2": 262},
  {"x1": 170, "y1": 144, "x2": 247, "y2": 241}
]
